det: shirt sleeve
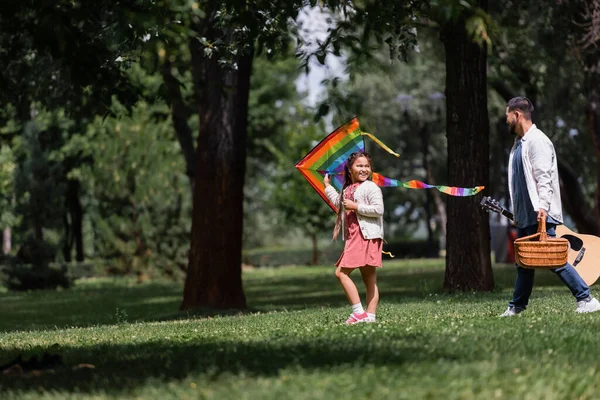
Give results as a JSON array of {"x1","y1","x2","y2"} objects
[
  {"x1": 325, "y1": 185, "x2": 340, "y2": 208},
  {"x1": 529, "y1": 139, "x2": 555, "y2": 211}
]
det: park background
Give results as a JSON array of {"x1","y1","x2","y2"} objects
[{"x1": 1, "y1": 1, "x2": 600, "y2": 399}]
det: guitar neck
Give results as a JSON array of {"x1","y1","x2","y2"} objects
[{"x1": 500, "y1": 208, "x2": 514, "y2": 222}]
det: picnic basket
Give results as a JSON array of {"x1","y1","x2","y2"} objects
[{"x1": 514, "y1": 218, "x2": 569, "y2": 269}]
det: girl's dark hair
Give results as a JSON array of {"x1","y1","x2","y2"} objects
[{"x1": 332, "y1": 152, "x2": 372, "y2": 240}]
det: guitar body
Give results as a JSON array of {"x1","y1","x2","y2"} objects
[{"x1": 555, "y1": 225, "x2": 600, "y2": 286}]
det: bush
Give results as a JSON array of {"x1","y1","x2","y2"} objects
[
  {"x1": 0, "y1": 237, "x2": 74, "y2": 291},
  {"x1": 14, "y1": 237, "x2": 57, "y2": 266},
  {"x1": 0, "y1": 263, "x2": 71, "y2": 291},
  {"x1": 0, "y1": 258, "x2": 108, "y2": 291}
]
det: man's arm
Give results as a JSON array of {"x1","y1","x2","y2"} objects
[{"x1": 529, "y1": 139, "x2": 555, "y2": 212}]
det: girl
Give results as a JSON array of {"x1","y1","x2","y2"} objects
[{"x1": 324, "y1": 152, "x2": 384, "y2": 324}]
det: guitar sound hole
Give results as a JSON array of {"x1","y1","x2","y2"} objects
[{"x1": 561, "y1": 235, "x2": 583, "y2": 251}]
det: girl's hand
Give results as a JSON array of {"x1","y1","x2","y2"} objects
[
  {"x1": 323, "y1": 173, "x2": 330, "y2": 187},
  {"x1": 343, "y1": 199, "x2": 358, "y2": 211}
]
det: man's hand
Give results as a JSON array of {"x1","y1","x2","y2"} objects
[{"x1": 537, "y1": 208, "x2": 548, "y2": 221}]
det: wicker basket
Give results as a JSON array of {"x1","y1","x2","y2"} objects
[{"x1": 514, "y1": 218, "x2": 569, "y2": 269}]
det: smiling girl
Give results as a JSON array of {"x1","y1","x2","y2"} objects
[{"x1": 324, "y1": 152, "x2": 384, "y2": 324}]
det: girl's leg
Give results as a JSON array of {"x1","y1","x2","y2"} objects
[
  {"x1": 359, "y1": 266, "x2": 379, "y2": 314},
  {"x1": 335, "y1": 266, "x2": 361, "y2": 305}
]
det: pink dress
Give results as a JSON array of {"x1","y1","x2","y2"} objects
[{"x1": 335, "y1": 182, "x2": 383, "y2": 269}]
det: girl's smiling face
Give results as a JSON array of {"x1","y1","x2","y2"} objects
[{"x1": 350, "y1": 156, "x2": 371, "y2": 183}]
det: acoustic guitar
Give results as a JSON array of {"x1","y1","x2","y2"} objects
[{"x1": 480, "y1": 196, "x2": 600, "y2": 286}]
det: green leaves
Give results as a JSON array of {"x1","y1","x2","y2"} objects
[
  {"x1": 77, "y1": 98, "x2": 190, "y2": 274},
  {"x1": 296, "y1": 0, "x2": 428, "y2": 75},
  {"x1": 313, "y1": 103, "x2": 330, "y2": 123}
]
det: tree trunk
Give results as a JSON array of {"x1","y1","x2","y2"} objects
[
  {"x1": 558, "y1": 159, "x2": 600, "y2": 234},
  {"x1": 34, "y1": 222, "x2": 43, "y2": 242},
  {"x1": 583, "y1": 44, "x2": 600, "y2": 227},
  {"x1": 181, "y1": 17, "x2": 252, "y2": 310},
  {"x1": 2, "y1": 227, "x2": 10, "y2": 255},
  {"x1": 71, "y1": 180, "x2": 84, "y2": 262},
  {"x1": 62, "y1": 179, "x2": 84, "y2": 262},
  {"x1": 62, "y1": 213, "x2": 71, "y2": 262},
  {"x1": 441, "y1": 0, "x2": 494, "y2": 291},
  {"x1": 163, "y1": 56, "x2": 196, "y2": 191}
]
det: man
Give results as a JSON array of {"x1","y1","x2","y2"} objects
[{"x1": 502, "y1": 96, "x2": 600, "y2": 316}]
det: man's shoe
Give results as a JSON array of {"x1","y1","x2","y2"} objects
[
  {"x1": 500, "y1": 306, "x2": 523, "y2": 317},
  {"x1": 576, "y1": 296, "x2": 600, "y2": 313}
]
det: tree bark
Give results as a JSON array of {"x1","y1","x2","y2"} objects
[
  {"x1": 71, "y1": 180, "x2": 84, "y2": 262},
  {"x1": 163, "y1": 57, "x2": 196, "y2": 190},
  {"x1": 62, "y1": 213, "x2": 71, "y2": 262},
  {"x1": 583, "y1": 38, "x2": 600, "y2": 228},
  {"x1": 34, "y1": 221, "x2": 43, "y2": 242},
  {"x1": 62, "y1": 179, "x2": 84, "y2": 262},
  {"x1": 441, "y1": 0, "x2": 494, "y2": 291},
  {"x1": 181, "y1": 16, "x2": 252, "y2": 310},
  {"x1": 558, "y1": 159, "x2": 600, "y2": 234}
]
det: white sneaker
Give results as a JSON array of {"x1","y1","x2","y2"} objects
[
  {"x1": 576, "y1": 296, "x2": 600, "y2": 313},
  {"x1": 500, "y1": 307, "x2": 523, "y2": 317}
]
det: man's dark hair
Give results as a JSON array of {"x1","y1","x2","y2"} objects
[{"x1": 507, "y1": 97, "x2": 534, "y2": 120}]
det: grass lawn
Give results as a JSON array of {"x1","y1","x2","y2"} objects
[{"x1": 2, "y1": 259, "x2": 600, "y2": 399}]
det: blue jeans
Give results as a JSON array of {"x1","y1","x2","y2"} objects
[{"x1": 509, "y1": 223, "x2": 590, "y2": 310}]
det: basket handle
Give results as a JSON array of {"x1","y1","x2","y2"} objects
[{"x1": 537, "y1": 217, "x2": 547, "y2": 241}]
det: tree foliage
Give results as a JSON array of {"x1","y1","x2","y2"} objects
[
  {"x1": 69, "y1": 99, "x2": 190, "y2": 279},
  {"x1": 3, "y1": 0, "x2": 600, "y2": 300}
]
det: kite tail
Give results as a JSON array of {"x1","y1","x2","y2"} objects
[
  {"x1": 371, "y1": 173, "x2": 484, "y2": 197},
  {"x1": 360, "y1": 131, "x2": 400, "y2": 157}
]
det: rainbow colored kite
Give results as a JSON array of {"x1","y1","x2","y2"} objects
[{"x1": 295, "y1": 118, "x2": 484, "y2": 212}]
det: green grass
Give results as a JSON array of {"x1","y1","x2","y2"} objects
[{"x1": 2, "y1": 259, "x2": 600, "y2": 399}]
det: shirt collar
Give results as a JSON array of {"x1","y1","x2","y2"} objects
[{"x1": 521, "y1": 124, "x2": 536, "y2": 142}]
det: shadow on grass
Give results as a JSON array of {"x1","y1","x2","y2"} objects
[
  {"x1": 0, "y1": 330, "x2": 474, "y2": 394},
  {"x1": 0, "y1": 263, "x2": 582, "y2": 333},
  {"x1": 244, "y1": 263, "x2": 580, "y2": 308},
  {"x1": 0, "y1": 264, "x2": 591, "y2": 395}
]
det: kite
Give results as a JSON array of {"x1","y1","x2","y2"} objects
[{"x1": 295, "y1": 118, "x2": 484, "y2": 212}]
